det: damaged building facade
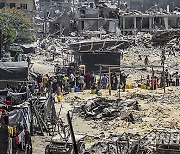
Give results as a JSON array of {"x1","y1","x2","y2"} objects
[
  {"x1": 124, "y1": 0, "x2": 180, "y2": 11},
  {"x1": 37, "y1": 0, "x2": 73, "y2": 35},
  {"x1": 0, "y1": 0, "x2": 35, "y2": 10},
  {"x1": 119, "y1": 13, "x2": 180, "y2": 34},
  {"x1": 0, "y1": 0, "x2": 35, "y2": 18},
  {"x1": 35, "y1": 0, "x2": 180, "y2": 36},
  {"x1": 75, "y1": 2, "x2": 119, "y2": 34}
]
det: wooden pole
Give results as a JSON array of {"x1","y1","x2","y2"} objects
[
  {"x1": 162, "y1": 50, "x2": 166, "y2": 93},
  {"x1": 30, "y1": 99, "x2": 33, "y2": 136},
  {"x1": 67, "y1": 111, "x2": 78, "y2": 154},
  {"x1": 99, "y1": 65, "x2": 102, "y2": 89},
  {"x1": 163, "y1": 65, "x2": 165, "y2": 93},
  {"x1": 118, "y1": 53, "x2": 121, "y2": 99},
  {"x1": 152, "y1": 67, "x2": 154, "y2": 77},
  {"x1": 108, "y1": 66, "x2": 111, "y2": 95},
  {"x1": 152, "y1": 66, "x2": 154, "y2": 90},
  {"x1": 0, "y1": 28, "x2": 2, "y2": 59}
]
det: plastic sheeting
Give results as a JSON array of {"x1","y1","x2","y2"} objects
[{"x1": 0, "y1": 62, "x2": 28, "y2": 81}]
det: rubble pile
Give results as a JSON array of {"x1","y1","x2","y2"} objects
[
  {"x1": 125, "y1": 92, "x2": 180, "y2": 103},
  {"x1": 151, "y1": 30, "x2": 180, "y2": 45},
  {"x1": 85, "y1": 128, "x2": 180, "y2": 154},
  {"x1": 75, "y1": 98, "x2": 141, "y2": 124},
  {"x1": 147, "y1": 94, "x2": 180, "y2": 104},
  {"x1": 125, "y1": 93, "x2": 153, "y2": 100},
  {"x1": 85, "y1": 132, "x2": 141, "y2": 154},
  {"x1": 32, "y1": 37, "x2": 78, "y2": 70}
]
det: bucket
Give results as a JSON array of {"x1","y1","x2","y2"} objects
[{"x1": 74, "y1": 86, "x2": 79, "y2": 92}]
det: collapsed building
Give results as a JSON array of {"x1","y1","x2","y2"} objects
[
  {"x1": 69, "y1": 39, "x2": 129, "y2": 71},
  {"x1": 36, "y1": 0, "x2": 180, "y2": 37}
]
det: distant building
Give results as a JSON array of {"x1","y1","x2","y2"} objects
[
  {"x1": 0, "y1": 0, "x2": 35, "y2": 11},
  {"x1": 124, "y1": 0, "x2": 180, "y2": 12}
]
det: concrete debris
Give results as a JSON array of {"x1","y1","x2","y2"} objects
[
  {"x1": 151, "y1": 30, "x2": 180, "y2": 45},
  {"x1": 126, "y1": 93, "x2": 152, "y2": 100},
  {"x1": 85, "y1": 129, "x2": 180, "y2": 154},
  {"x1": 75, "y1": 98, "x2": 141, "y2": 123}
]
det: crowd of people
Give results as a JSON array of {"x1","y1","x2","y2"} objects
[
  {"x1": 3, "y1": 68, "x2": 180, "y2": 98},
  {"x1": 32, "y1": 68, "x2": 180, "y2": 96},
  {"x1": 35, "y1": 70, "x2": 97, "y2": 94},
  {"x1": 146, "y1": 69, "x2": 180, "y2": 90},
  {"x1": 32, "y1": 69, "x2": 129, "y2": 96}
]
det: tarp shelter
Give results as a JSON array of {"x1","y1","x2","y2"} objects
[
  {"x1": 0, "y1": 61, "x2": 29, "y2": 80},
  {"x1": 70, "y1": 39, "x2": 129, "y2": 71},
  {"x1": 8, "y1": 43, "x2": 23, "y2": 57}
]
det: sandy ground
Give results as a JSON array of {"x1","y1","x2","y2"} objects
[{"x1": 31, "y1": 46, "x2": 180, "y2": 153}]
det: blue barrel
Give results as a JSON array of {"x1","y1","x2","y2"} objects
[
  {"x1": 74, "y1": 86, "x2": 79, "y2": 92},
  {"x1": 96, "y1": 87, "x2": 100, "y2": 94},
  {"x1": 172, "y1": 81, "x2": 176, "y2": 86}
]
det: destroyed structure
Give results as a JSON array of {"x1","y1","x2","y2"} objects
[{"x1": 35, "y1": 0, "x2": 180, "y2": 37}]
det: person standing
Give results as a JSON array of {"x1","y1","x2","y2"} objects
[
  {"x1": 120, "y1": 72, "x2": 127, "y2": 92},
  {"x1": 52, "y1": 77, "x2": 58, "y2": 93},
  {"x1": 84, "y1": 71, "x2": 91, "y2": 89},
  {"x1": 36, "y1": 73, "x2": 42, "y2": 92},
  {"x1": 146, "y1": 75, "x2": 150, "y2": 87},
  {"x1": 75, "y1": 72, "x2": 79, "y2": 87},
  {"x1": 161, "y1": 51, "x2": 166, "y2": 66},
  {"x1": 165, "y1": 69, "x2": 169, "y2": 87},
  {"x1": 144, "y1": 56, "x2": 149, "y2": 65},
  {"x1": 43, "y1": 74, "x2": 49, "y2": 89},
  {"x1": 57, "y1": 74, "x2": 63, "y2": 93},
  {"x1": 175, "y1": 72, "x2": 179, "y2": 86},
  {"x1": 102, "y1": 74, "x2": 108, "y2": 89},
  {"x1": 63, "y1": 74, "x2": 69, "y2": 92},
  {"x1": 79, "y1": 74, "x2": 85, "y2": 91},
  {"x1": 90, "y1": 71, "x2": 96, "y2": 87},
  {"x1": 112, "y1": 73, "x2": 118, "y2": 90},
  {"x1": 69, "y1": 73, "x2": 75, "y2": 88}
]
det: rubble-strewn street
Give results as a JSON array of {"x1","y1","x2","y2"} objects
[
  {"x1": 1, "y1": 0, "x2": 180, "y2": 154},
  {"x1": 30, "y1": 35, "x2": 180, "y2": 153}
]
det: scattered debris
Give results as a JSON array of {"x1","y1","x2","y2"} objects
[{"x1": 75, "y1": 98, "x2": 141, "y2": 123}]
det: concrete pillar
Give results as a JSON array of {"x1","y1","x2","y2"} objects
[
  {"x1": 140, "y1": 18, "x2": 143, "y2": 30},
  {"x1": 164, "y1": 17, "x2": 169, "y2": 30},
  {"x1": 133, "y1": 17, "x2": 137, "y2": 29},
  {"x1": 123, "y1": 17, "x2": 126, "y2": 30},
  {"x1": 149, "y1": 17, "x2": 152, "y2": 30},
  {"x1": 152, "y1": 17, "x2": 154, "y2": 30}
]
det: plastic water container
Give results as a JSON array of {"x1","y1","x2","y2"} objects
[
  {"x1": 91, "y1": 89, "x2": 95, "y2": 94},
  {"x1": 125, "y1": 84, "x2": 133, "y2": 89},
  {"x1": 74, "y1": 86, "x2": 79, "y2": 92},
  {"x1": 57, "y1": 95, "x2": 62, "y2": 102}
]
